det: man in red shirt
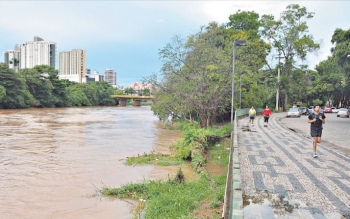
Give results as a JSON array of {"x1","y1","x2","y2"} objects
[{"x1": 262, "y1": 105, "x2": 272, "y2": 127}]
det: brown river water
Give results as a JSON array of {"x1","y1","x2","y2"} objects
[{"x1": 0, "y1": 106, "x2": 191, "y2": 219}]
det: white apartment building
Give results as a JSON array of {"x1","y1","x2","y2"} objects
[
  {"x1": 59, "y1": 49, "x2": 86, "y2": 83},
  {"x1": 20, "y1": 36, "x2": 56, "y2": 69},
  {"x1": 4, "y1": 46, "x2": 20, "y2": 71},
  {"x1": 104, "y1": 68, "x2": 117, "y2": 86}
]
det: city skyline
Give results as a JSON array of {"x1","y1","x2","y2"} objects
[{"x1": 1, "y1": 1, "x2": 350, "y2": 86}]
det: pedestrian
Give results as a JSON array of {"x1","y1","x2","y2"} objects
[
  {"x1": 307, "y1": 104, "x2": 325, "y2": 158},
  {"x1": 165, "y1": 112, "x2": 174, "y2": 126},
  {"x1": 248, "y1": 106, "x2": 256, "y2": 125},
  {"x1": 262, "y1": 105, "x2": 272, "y2": 127}
]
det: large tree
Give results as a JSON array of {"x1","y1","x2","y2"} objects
[
  {"x1": 150, "y1": 16, "x2": 269, "y2": 126},
  {"x1": 261, "y1": 4, "x2": 320, "y2": 110},
  {"x1": 330, "y1": 28, "x2": 350, "y2": 106}
]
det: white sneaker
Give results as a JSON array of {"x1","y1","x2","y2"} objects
[{"x1": 313, "y1": 153, "x2": 318, "y2": 158}]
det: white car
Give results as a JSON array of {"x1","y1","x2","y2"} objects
[
  {"x1": 337, "y1": 108, "x2": 349, "y2": 118},
  {"x1": 331, "y1": 107, "x2": 338, "y2": 113},
  {"x1": 287, "y1": 108, "x2": 301, "y2": 117}
]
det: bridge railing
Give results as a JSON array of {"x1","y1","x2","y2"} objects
[{"x1": 222, "y1": 107, "x2": 262, "y2": 219}]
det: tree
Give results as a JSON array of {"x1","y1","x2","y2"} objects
[
  {"x1": 330, "y1": 28, "x2": 350, "y2": 106},
  {"x1": 150, "y1": 18, "x2": 269, "y2": 126},
  {"x1": 19, "y1": 68, "x2": 54, "y2": 107},
  {"x1": 0, "y1": 85, "x2": 6, "y2": 102},
  {"x1": 124, "y1": 87, "x2": 135, "y2": 95},
  {"x1": 261, "y1": 4, "x2": 320, "y2": 110},
  {"x1": 0, "y1": 64, "x2": 28, "y2": 109}
]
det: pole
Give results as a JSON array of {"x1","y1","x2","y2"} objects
[
  {"x1": 275, "y1": 54, "x2": 284, "y2": 112},
  {"x1": 240, "y1": 74, "x2": 242, "y2": 109},
  {"x1": 276, "y1": 60, "x2": 280, "y2": 112},
  {"x1": 231, "y1": 43, "x2": 237, "y2": 129}
]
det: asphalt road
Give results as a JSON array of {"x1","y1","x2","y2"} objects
[{"x1": 279, "y1": 112, "x2": 350, "y2": 157}]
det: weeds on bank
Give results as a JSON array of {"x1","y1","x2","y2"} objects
[
  {"x1": 104, "y1": 120, "x2": 231, "y2": 219},
  {"x1": 125, "y1": 152, "x2": 183, "y2": 166},
  {"x1": 102, "y1": 169, "x2": 227, "y2": 219},
  {"x1": 171, "y1": 122, "x2": 231, "y2": 172}
]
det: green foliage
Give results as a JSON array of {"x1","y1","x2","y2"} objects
[
  {"x1": 0, "y1": 63, "x2": 29, "y2": 109},
  {"x1": 0, "y1": 85, "x2": 6, "y2": 102},
  {"x1": 115, "y1": 89, "x2": 124, "y2": 95},
  {"x1": 172, "y1": 121, "x2": 231, "y2": 172},
  {"x1": 261, "y1": 4, "x2": 320, "y2": 110},
  {"x1": 210, "y1": 139, "x2": 230, "y2": 167},
  {"x1": 103, "y1": 174, "x2": 219, "y2": 219},
  {"x1": 124, "y1": 87, "x2": 135, "y2": 95},
  {"x1": 0, "y1": 64, "x2": 117, "y2": 108},
  {"x1": 125, "y1": 152, "x2": 183, "y2": 166},
  {"x1": 147, "y1": 10, "x2": 269, "y2": 126}
]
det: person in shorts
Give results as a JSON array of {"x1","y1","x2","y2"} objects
[
  {"x1": 262, "y1": 105, "x2": 272, "y2": 127},
  {"x1": 307, "y1": 104, "x2": 325, "y2": 158},
  {"x1": 248, "y1": 106, "x2": 256, "y2": 125}
]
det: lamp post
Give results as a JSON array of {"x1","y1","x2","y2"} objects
[
  {"x1": 275, "y1": 53, "x2": 285, "y2": 112},
  {"x1": 231, "y1": 40, "x2": 247, "y2": 128},
  {"x1": 239, "y1": 71, "x2": 247, "y2": 109}
]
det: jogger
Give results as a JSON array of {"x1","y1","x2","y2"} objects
[
  {"x1": 307, "y1": 104, "x2": 325, "y2": 158},
  {"x1": 262, "y1": 105, "x2": 272, "y2": 127}
]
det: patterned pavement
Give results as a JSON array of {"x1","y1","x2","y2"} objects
[{"x1": 238, "y1": 115, "x2": 350, "y2": 219}]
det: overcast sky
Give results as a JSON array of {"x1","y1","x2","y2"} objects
[{"x1": 1, "y1": 1, "x2": 349, "y2": 86}]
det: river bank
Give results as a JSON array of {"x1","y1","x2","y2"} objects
[{"x1": 103, "y1": 121, "x2": 231, "y2": 219}]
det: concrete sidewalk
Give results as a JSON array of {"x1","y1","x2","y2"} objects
[{"x1": 238, "y1": 114, "x2": 350, "y2": 219}]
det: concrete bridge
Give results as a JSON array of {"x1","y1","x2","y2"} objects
[{"x1": 110, "y1": 95, "x2": 154, "y2": 107}]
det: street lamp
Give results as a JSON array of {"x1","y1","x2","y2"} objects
[
  {"x1": 239, "y1": 71, "x2": 247, "y2": 109},
  {"x1": 231, "y1": 40, "x2": 247, "y2": 128},
  {"x1": 275, "y1": 53, "x2": 285, "y2": 112}
]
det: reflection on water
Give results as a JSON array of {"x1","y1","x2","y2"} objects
[
  {"x1": 243, "y1": 190, "x2": 318, "y2": 218},
  {"x1": 0, "y1": 106, "x2": 187, "y2": 219}
]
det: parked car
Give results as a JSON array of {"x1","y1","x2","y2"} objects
[
  {"x1": 331, "y1": 107, "x2": 338, "y2": 113},
  {"x1": 337, "y1": 108, "x2": 349, "y2": 118},
  {"x1": 307, "y1": 105, "x2": 323, "y2": 114},
  {"x1": 308, "y1": 106, "x2": 314, "y2": 114},
  {"x1": 299, "y1": 107, "x2": 308, "y2": 115},
  {"x1": 287, "y1": 108, "x2": 301, "y2": 117},
  {"x1": 323, "y1": 107, "x2": 332, "y2": 113}
]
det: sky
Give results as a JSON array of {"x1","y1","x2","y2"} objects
[{"x1": 1, "y1": 1, "x2": 349, "y2": 86}]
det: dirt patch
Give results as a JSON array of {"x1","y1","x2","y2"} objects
[{"x1": 194, "y1": 200, "x2": 222, "y2": 219}]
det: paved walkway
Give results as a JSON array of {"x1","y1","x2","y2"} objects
[{"x1": 238, "y1": 115, "x2": 350, "y2": 219}]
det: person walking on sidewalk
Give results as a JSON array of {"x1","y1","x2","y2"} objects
[
  {"x1": 308, "y1": 104, "x2": 325, "y2": 158},
  {"x1": 248, "y1": 106, "x2": 256, "y2": 125},
  {"x1": 262, "y1": 105, "x2": 272, "y2": 127}
]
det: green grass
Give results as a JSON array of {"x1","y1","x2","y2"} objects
[
  {"x1": 209, "y1": 138, "x2": 230, "y2": 167},
  {"x1": 103, "y1": 172, "x2": 227, "y2": 219},
  {"x1": 125, "y1": 152, "x2": 184, "y2": 166}
]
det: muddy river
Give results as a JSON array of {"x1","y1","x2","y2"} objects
[{"x1": 0, "y1": 106, "x2": 187, "y2": 219}]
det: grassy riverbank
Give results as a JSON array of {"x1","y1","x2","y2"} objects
[{"x1": 102, "y1": 121, "x2": 231, "y2": 219}]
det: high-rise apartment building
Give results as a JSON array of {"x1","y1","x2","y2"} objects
[
  {"x1": 59, "y1": 49, "x2": 86, "y2": 83},
  {"x1": 104, "y1": 68, "x2": 117, "y2": 86},
  {"x1": 20, "y1": 36, "x2": 56, "y2": 69},
  {"x1": 4, "y1": 45, "x2": 20, "y2": 71}
]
